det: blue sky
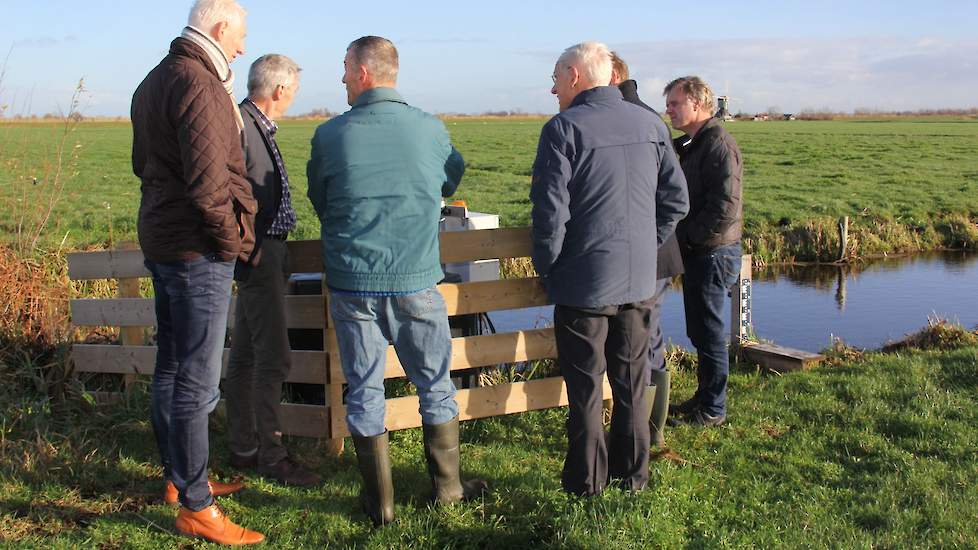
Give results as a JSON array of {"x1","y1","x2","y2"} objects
[{"x1": 2, "y1": 0, "x2": 976, "y2": 117}]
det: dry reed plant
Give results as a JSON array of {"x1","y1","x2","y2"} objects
[{"x1": 6, "y1": 80, "x2": 87, "y2": 255}]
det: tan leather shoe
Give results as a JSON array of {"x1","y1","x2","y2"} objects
[
  {"x1": 175, "y1": 504, "x2": 264, "y2": 545},
  {"x1": 163, "y1": 479, "x2": 245, "y2": 505}
]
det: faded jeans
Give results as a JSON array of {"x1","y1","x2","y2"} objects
[
  {"x1": 328, "y1": 286, "x2": 458, "y2": 438},
  {"x1": 682, "y1": 242, "x2": 742, "y2": 417},
  {"x1": 145, "y1": 254, "x2": 234, "y2": 511}
]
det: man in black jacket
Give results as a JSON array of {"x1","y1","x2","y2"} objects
[
  {"x1": 610, "y1": 53, "x2": 687, "y2": 450},
  {"x1": 225, "y1": 54, "x2": 321, "y2": 487},
  {"x1": 663, "y1": 76, "x2": 743, "y2": 428}
]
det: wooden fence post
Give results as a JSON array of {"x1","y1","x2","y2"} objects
[
  {"x1": 323, "y1": 288, "x2": 345, "y2": 457},
  {"x1": 117, "y1": 241, "x2": 145, "y2": 390},
  {"x1": 837, "y1": 216, "x2": 849, "y2": 262}
]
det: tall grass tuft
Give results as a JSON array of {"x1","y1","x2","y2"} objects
[
  {"x1": 747, "y1": 213, "x2": 978, "y2": 264},
  {"x1": 881, "y1": 317, "x2": 978, "y2": 353}
]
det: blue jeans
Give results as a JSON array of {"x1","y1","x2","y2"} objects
[
  {"x1": 681, "y1": 243, "x2": 741, "y2": 417},
  {"x1": 145, "y1": 254, "x2": 234, "y2": 511},
  {"x1": 329, "y1": 286, "x2": 459, "y2": 438}
]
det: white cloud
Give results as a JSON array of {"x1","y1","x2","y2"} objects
[
  {"x1": 612, "y1": 36, "x2": 978, "y2": 113},
  {"x1": 12, "y1": 35, "x2": 79, "y2": 48}
]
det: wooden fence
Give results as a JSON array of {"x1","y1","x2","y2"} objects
[
  {"x1": 67, "y1": 228, "x2": 794, "y2": 455},
  {"x1": 67, "y1": 227, "x2": 619, "y2": 454}
]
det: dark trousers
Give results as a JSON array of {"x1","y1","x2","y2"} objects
[
  {"x1": 554, "y1": 298, "x2": 654, "y2": 496},
  {"x1": 225, "y1": 238, "x2": 292, "y2": 467},
  {"x1": 681, "y1": 242, "x2": 742, "y2": 416},
  {"x1": 146, "y1": 254, "x2": 235, "y2": 511},
  {"x1": 648, "y1": 277, "x2": 671, "y2": 382}
]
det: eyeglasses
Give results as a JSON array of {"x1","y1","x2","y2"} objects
[{"x1": 551, "y1": 74, "x2": 557, "y2": 84}]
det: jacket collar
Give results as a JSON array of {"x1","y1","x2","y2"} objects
[
  {"x1": 241, "y1": 99, "x2": 277, "y2": 135},
  {"x1": 699, "y1": 117, "x2": 721, "y2": 134},
  {"x1": 169, "y1": 37, "x2": 220, "y2": 81},
  {"x1": 569, "y1": 85, "x2": 623, "y2": 109},
  {"x1": 676, "y1": 117, "x2": 721, "y2": 150},
  {"x1": 353, "y1": 87, "x2": 408, "y2": 108},
  {"x1": 617, "y1": 80, "x2": 640, "y2": 103}
]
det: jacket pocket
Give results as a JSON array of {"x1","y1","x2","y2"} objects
[
  {"x1": 711, "y1": 250, "x2": 741, "y2": 289},
  {"x1": 229, "y1": 176, "x2": 259, "y2": 265},
  {"x1": 395, "y1": 287, "x2": 441, "y2": 320}
]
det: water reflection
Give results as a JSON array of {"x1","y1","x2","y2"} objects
[
  {"x1": 488, "y1": 251, "x2": 978, "y2": 353},
  {"x1": 751, "y1": 251, "x2": 978, "y2": 350}
]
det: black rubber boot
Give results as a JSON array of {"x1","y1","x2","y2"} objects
[
  {"x1": 649, "y1": 369, "x2": 671, "y2": 449},
  {"x1": 352, "y1": 431, "x2": 395, "y2": 527},
  {"x1": 422, "y1": 416, "x2": 489, "y2": 504}
]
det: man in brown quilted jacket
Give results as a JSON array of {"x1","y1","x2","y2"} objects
[{"x1": 130, "y1": 0, "x2": 262, "y2": 545}]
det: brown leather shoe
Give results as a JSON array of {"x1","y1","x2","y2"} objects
[
  {"x1": 175, "y1": 504, "x2": 264, "y2": 545},
  {"x1": 258, "y1": 456, "x2": 322, "y2": 487},
  {"x1": 163, "y1": 479, "x2": 246, "y2": 505}
]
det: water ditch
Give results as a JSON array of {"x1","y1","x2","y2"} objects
[{"x1": 488, "y1": 251, "x2": 978, "y2": 353}]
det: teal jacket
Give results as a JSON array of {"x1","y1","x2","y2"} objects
[{"x1": 307, "y1": 88, "x2": 465, "y2": 292}]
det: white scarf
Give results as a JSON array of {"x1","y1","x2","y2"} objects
[{"x1": 180, "y1": 25, "x2": 244, "y2": 130}]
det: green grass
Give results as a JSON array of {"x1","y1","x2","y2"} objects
[
  {"x1": 2, "y1": 117, "x2": 977, "y2": 261},
  {"x1": 2, "y1": 339, "x2": 978, "y2": 548}
]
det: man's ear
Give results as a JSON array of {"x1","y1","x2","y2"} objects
[
  {"x1": 272, "y1": 84, "x2": 285, "y2": 101},
  {"x1": 212, "y1": 20, "x2": 228, "y2": 41},
  {"x1": 569, "y1": 66, "x2": 581, "y2": 89},
  {"x1": 357, "y1": 65, "x2": 374, "y2": 88}
]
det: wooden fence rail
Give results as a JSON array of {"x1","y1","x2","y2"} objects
[{"x1": 66, "y1": 227, "x2": 608, "y2": 454}]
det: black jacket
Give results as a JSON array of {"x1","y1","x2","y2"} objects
[
  {"x1": 530, "y1": 86, "x2": 689, "y2": 307},
  {"x1": 673, "y1": 117, "x2": 743, "y2": 254},
  {"x1": 618, "y1": 79, "x2": 685, "y2": 279},
  {"x1": 234, "y1": 99, "x2": 283, "y2": 280}
]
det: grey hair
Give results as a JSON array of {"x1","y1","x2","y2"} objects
[
  {"x1": 557, "y1": 41, "x2": 612, "y2": 88},
  {"x1": 663, "y1": 76, "x2": 716, "y2": 116},
  {"x1": 248, "y1": 54, "x2": 301, "y2": 98},
  {"x1": 188, "y1": 0, "x2": 247, "y2": 30},
  {"x1": 347, "y1": 36, "x2": 399, "y2": 84}
]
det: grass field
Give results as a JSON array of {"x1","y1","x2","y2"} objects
[
  {"x1": 2, "y1": 117, "x2": 977, "y2": 261},
  {"x1": 3, "y1": 116, "x2": 978, "y2": 547},
  {"x1": 2, "y1": 335, "x2": 977, "y2": 548}
]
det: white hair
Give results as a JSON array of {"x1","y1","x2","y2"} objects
[
  {"x1": 558, "y1": 41, "x2": 612, "y2": 88},
  {"x1": 248, "y1": 54, "x2": 301, "y2": 98},
  {"x1": 188, "y1": 0, "x2": 246, "y2": 30}
]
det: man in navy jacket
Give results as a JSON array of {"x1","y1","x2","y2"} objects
[{"x1": 530, "y1": 41, "x2": 688, "y2": 496}]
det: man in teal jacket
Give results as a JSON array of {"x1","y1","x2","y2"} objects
[{"x1": 307, "y1": 35, "x2": 486, "y2": 527}]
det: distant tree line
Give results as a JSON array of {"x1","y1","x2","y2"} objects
[
  {"x1": 1, "y1": 107, "x2": 974, "y2": 123},
  {"x1": 731, "y1": 107, "x2": 978, "y2": 121}
]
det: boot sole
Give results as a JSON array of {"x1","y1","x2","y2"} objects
[{"x1": 176, "y1": 525, "x2": 265, "y2": 546}]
